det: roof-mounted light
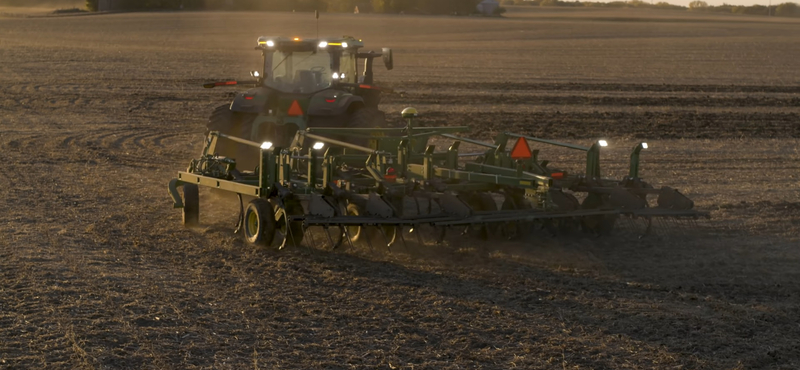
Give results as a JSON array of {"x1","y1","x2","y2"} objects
[
  {"x1": 293, "y1": 37, "x2": 301, "y2": 41},
  {"x1": 318, "y1": 41, "x2": 328, "y2": 48},
  {"x1": 341, "y1": 42, "x2": 348, "y2": 48}
]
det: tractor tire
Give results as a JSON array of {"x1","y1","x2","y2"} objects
[
  {"x1": 206, "y1": 104, "x2": 259, "y2": 170},
  {"x1": 346, "y1": 107, "x2": 391, "y2": 147},
  {"x1": 182, "y1": 184, "x2": 199, "y2": 227},
  {"x1": 206, "y1": 104, "x2": 239, "y2": 156}
]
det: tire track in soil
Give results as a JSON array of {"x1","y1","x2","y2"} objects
[
  {"x1": 395, "y1": 91, "x2": 800, "y2": 108},
  {"x1": 390, "y1": 107, "x2": 800, "y2": 140},
  {"x1": 406, "y1": 81, "x2": 800, "y2": 94},
  {"x1": 383, "y1": 82, "x2": 800, "y2": 140},
  {"x1": 2, "y1": 14, "x2": 800, "y2": 369}
]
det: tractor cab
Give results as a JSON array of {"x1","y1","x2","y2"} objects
[{"x1": 255, "y1": 36, "x2": 392, "y2": 92}]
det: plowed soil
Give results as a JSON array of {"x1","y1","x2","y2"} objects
[{"x1": 1, "y1": 9, "x2": 800, "y2": 369}]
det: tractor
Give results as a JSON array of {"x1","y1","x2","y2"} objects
[{"x1": 204, "y1": 36, "x2": 394, "y2": 170}]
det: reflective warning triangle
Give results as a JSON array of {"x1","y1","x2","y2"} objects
[
  {"x1": 510, "y1": 137, "x2": 532, "y2": 160},
  {"x1": 287, "y1": 100, "x2": 304, "y2": 116}
]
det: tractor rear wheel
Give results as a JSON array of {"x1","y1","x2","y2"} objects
[
  {"x1": 206, "y1": 104, "x2": 258, "y2": 169},
  {"x1": 345, "y1": 107, "x2": 391, "y2": 147}
]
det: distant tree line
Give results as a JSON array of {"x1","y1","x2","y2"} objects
[
  {"x1": 687, "y1": 0, "x2": 799, "y2": 17},
  {"x1": 500, "y1": 0, "x2": 800, "y2": 17},
  {"x1": 86, "y1": 0, "x2": 483, "y2": 14},
  {"x1": 85, "y1": 0, "x2": 799, "y2": 17}
]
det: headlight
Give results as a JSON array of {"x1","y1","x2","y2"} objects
[
  {"x1": 332, "y1": 72, "x2": 339, "y2": 79},
  {"x1": 260, "y1": 141, "x2": 273, "y2": 150}
]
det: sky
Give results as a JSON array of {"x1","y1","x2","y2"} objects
[
  {"x1": 577, "y1": 0, "x2": 785, "y2": 6},
  {"x1": 642, "y1": 0, "x2": 781, "y2": 6}
]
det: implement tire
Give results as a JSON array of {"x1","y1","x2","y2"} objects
[
  {"x1": 243, "y1": 199, "x2": 276, "y2": 247},
  {"x1": 182, "y1": 184, "x2": 199, "y2": 227}
]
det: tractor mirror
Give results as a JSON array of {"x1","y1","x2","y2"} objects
[{"x1": 382, "y1": 48, "x2": 393, "y2": 70}]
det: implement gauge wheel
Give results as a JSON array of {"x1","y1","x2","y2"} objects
[
  {"x1": 243, "y1": 199, "x2": 276, "y2": 246},
  {"x1": 182, "y1": 184, "x2": 199, "y2": 227}
]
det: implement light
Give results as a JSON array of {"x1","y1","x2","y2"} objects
[
  {"x1": 260, "y1": 141, "x2": 273, "y2": 150},
  {"x1": 313, "y1": 142, "x2": 325, "y2": 150},
  {"x1": 598, "y1": 140, "x2": 608, "y2": 147},
  {"x1": 318, "y1": 41, "x2": 328, "y2": 48},
  {"x1": 341, "y1": 42, "x2": 348, "y2": 48},
  {"x1": 642, "y1": 142, "x2": 648, "y2": 149}
]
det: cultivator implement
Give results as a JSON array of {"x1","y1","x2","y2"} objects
[{"x1": 168, "y1": 108, "x2": 709, "y2": 249}]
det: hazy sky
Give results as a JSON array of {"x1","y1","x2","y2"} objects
[{"x1": 589, "y1": 0, "x2": 782, "y2": 6}]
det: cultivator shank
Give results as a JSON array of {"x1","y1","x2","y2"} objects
[{"x1": 168, "y1": 109, "x2": 708, "y2": 249}]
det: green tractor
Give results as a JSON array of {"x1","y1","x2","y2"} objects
[{"x1": 204, "y1": 36, "x2": 394, "y2": 170}]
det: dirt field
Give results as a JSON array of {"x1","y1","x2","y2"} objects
[{"x1": 1, "y1": 9, "x2": 799, "y2": 369}]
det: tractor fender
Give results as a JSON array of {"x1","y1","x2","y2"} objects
[
  {"x1": 307, "y1": 92, "x2": 364, "y2": 117},
  {"x1": 230, "y1": 87, "x2": 270, "y2": 114}
]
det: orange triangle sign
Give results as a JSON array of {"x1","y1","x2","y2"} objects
[
  {"x1": 287, "y1": 100, "x2": 304, "y2": 116},
  {"x1": 510, "y1": 137, "x2": 532, "y2": 160}
]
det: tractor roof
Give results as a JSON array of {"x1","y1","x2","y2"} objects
[{"x1": 256, "y1": 36, "x2": 365, "y2": 52}]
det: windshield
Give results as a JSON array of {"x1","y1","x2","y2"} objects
[{"x1": 264, "y1": 50, "x2": 333, "y2": 93}]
